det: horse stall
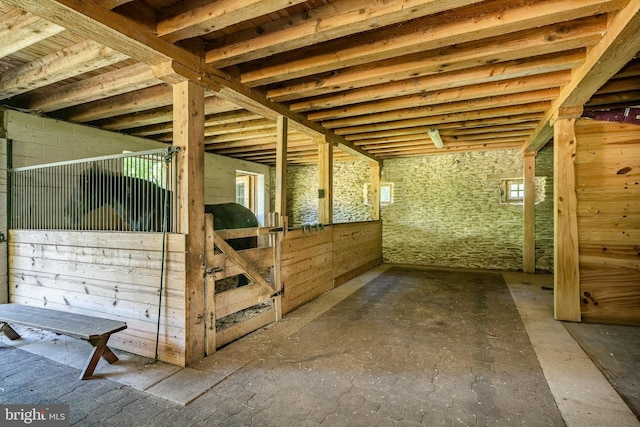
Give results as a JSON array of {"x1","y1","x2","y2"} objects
[
  {"x1": 7, "y1": 148, "x2": 192, "y2": 365},
  {"x1": 7, "y1": 146, "x2": 383, "y2": 367}
]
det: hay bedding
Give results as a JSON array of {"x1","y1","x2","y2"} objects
[{"x1": 214, "y1": 274, "x2": 273, "y2": 331}]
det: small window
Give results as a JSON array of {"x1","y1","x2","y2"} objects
[
  {"x1": 508, "y1": 180, "x2": 525, "y2": 202},
  {"x1": 500, "y1": 177, "x2": 547, "y2": 205},
  {"x1": 364, "y1": 182, "x2": 394, "y2": 206}
]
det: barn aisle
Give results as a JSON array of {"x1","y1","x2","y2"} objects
[
  {"x1": 199, "y1": 266, "x2": 564, "y2": 426},
  {"x1": 2, "y1": 265, "x2": 637, "y2": 426}
]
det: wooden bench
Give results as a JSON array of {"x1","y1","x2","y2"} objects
[{"x1": 0, "y1": 304, "x2": 127, "y2": 380}]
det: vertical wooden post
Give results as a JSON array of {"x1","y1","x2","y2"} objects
[
  {"x1": 318, "y1": 136, "x2": 333, "y2": 224},
  {"x1": 523, "y1": 152, "x2": 536, "y2": 273},
  {"x1": 275, "y1": 116, "x2": 288, "y2": 219},
  {"x1": 173, "y1": 80, "x2": 206, "y2": 365},
  {"x1": 554, "y1": 118, "x2": 581, "y2": 322},
  {"x1": 370, "y1": 161, "x2": 381, "y2": 221}
]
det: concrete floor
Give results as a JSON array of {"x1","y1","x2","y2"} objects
[{"x1": 1, "y1": 264, "x2": 638, "y2": 426}]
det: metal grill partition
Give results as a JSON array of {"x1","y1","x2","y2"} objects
[{"x1": 9, "y1": 148, "x2": 178, "y2": 232}]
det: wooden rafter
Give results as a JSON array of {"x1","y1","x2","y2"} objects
[
  {"x1": 206, "y1": 0, "x2": 482, "y2": 68},
  {"x1": 246, "y1": 0, "x2": 619, "y2": 87},
  {"x1": 6, "y1": 0, "x2": 379, "y2": 164},
  {"x1": 524, "y1": 0, "x2": 640, "y2": 153}
]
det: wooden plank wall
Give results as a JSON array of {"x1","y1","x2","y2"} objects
[
  {"x1": 575, "y1": 119, "x2": 640, "y2": 325},
  {"x1": 8, "y1": 230, "x2": 188, "y2": 365},
  {"x1": 282, "y1": 221, "x2": 382, "y2": 314}
]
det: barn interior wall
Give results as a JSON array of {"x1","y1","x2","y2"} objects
[
  {"x1": 381, "y1": 150, "x2": 554, "y2": 271},
  {"x1": 574, "y1": 119, "x2": 640, "y2": 326},
  {"x1": 3, "y1": 109, "x2": 271, "y2": 212},
  {"x1": 535, "y1": 145, "x2": 555, "y2": 273},
  {"x1": 204, "y1": 154, "x2": 270, "y2": 225},
  {"x1": 1, "y1": 109, "x2": 272, "y2": 364},
  {"x1": 284, "y1": 149, "x2": 555, "y2": 272},
  {"x1": 284, "y1": 161, "x2": 375, "y2": 226}
]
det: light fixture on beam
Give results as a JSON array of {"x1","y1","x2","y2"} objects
[{"x1": 428, "y1": 128, "x2": 444, "y2": 148}]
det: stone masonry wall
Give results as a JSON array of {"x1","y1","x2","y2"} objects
[
  {"x1": 285, "y1": 161, "x2": 373, "y2": 226},
  {"x1": 534, "y1": 145, "x2": 554, "y2": 272},
  {"x1": 275, "y1": 149, "x2": 556, "y2": 272},
  {"x1": 382, "y1": 150, "x2": 554, "y2": 271}
]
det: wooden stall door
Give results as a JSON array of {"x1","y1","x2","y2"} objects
[{"x1": 203, "y1": 214, "x2": 282, "y2": 354}]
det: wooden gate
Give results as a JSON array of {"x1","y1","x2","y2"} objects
[{"x1": 203, "y1": 213, "x2": 284, "y2": 353}]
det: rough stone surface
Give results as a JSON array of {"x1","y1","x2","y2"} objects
[
  {"x1": 381, "y1": 150, "x2": 554, "y2": 271},
  {"x1": 286, "y1": 161, "x2": 373, "y2": 226},
  {"x1": 284, "y1": 150, "x2": 554, "y2": 272}
]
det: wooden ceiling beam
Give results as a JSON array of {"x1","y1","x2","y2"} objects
[
  {"x1": 246, "y1": 0, "x2": 619, "y2": 87},
  {"x1": 129, "y1": 108, "x2": 256, "y2": 136},
  {"x1": 205, "y1": 132, "x2": 311, "y2": 148},
  {"x1": 0, "y1": 39, "x2": 128, "y2": 100},
  {"x1": 371, "y1": 140, "x2": 523, "y2": 156},
  {"x1": 586, "y1": 90, "x2": 640, "y2": 108},
  {"x1": 206, "y1": 0, "x2": 481, "y2": 68},
  {"x1": 158, "y1": 0, "x2": 308, "y2": 43},
  {"x1": 7, "y1": 0, "x2": 379, "y2": 163},
  {"x1": 0, "y1": 7, "x2": 64, "y2": 59},
  {"x1": 61, "y1": 84, "x2": 172, "y2": 122},
  {"x1": 354, "y1": 125, "x2": 536, "y2": 146},
  {"x1": 88, "y1": 94, "x2": 235, "y2": 130},
  {"x1": 345, "y1": 115, "x2": 540, "y2": 141},
  {"x1": 322, "y1": 89, "x2": 558, "y2": 129},
  {"x1": 291, "y1": 51, "x2": 583, "y2": 112},
  {"x1": 268, "y1": 16, "x2": 604, "y2": 102},
  {"x1": 27, "y1": 62, "x2": 160, "y2": 112},
  {"x1": 524, "y1": 0, "x2": 640, "y2": 152},
  {"x1": 335, "y1": 105, "x2": 548, "y2": 136},
  {"x1": 307, "y1": 71, "x2": 571, "y2": 122}
]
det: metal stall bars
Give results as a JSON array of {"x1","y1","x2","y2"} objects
[{"x1": 9, "y1": 148, "x2": 178, "y2": 232}]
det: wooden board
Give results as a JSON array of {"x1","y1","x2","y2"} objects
[
  {"x1": 281, "y1": 221, "x2": 382, "y2": 314},
  {"x1": 0, "y1": 303, "x2": 126, "y2": 340},
  {"x1": 8, "y1": 229, "x2": 187, "y2": 365},
  {"x1": 575, "y1": 119, "x2": 640, "y2": 325}
]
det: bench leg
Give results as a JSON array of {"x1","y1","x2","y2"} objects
[
  {"x1": 80, "y1": 334, "x2": 119, "y2": 380},
  {"x1": 0, "y1": 322, "x2": 21, "y2": 340}
]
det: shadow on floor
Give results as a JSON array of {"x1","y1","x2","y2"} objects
[{"x1": 564, "y1": 322, "x2": 640, "y2": 420}]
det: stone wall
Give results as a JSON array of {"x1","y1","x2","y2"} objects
[
  {"x1": 285, "y1": 149, "x2": 554, "y2": 272},
  {"x1": 381, "y1": 150, "x2": 555, "y2": 271},
  {"x1": 285, "y1": 161, "x2": 374, "y2": 225},
  {"x1": 534, "y1": 145, "x2": 554, "y2": 272}
]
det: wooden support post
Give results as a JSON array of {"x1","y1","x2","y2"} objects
[
  {"x1": 318, "y1": 136, "x2": 333, "y2": 224},
  {"x1": 554, "y1": 118, "x2": 581, "y2": 322},
  {"x1": 523, "y1": 152, "x2": 536, "y2": 273},
  {"x1": 173, "y1": 80, "x2": 206, "y2": 365},
  {"x1": 275, "y1": 116, "x2": 288, "y2": 220},
  {"x1": 370, "y1": 161, "x2": 381, "y2": 221}
]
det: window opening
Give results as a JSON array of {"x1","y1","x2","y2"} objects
[{"x1": 364, "y1": 182, "x2": 394, "y2": 206}]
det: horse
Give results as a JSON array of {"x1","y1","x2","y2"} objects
[
  {"x1": 64, "y1": 165, "x2": 260, "y2": 287},
  {"x1": 64, "y1": 165, "x2": 170, "y2": 232},
  {"x1": 64, "y1": 165, "x2": 260, "y2": 234}
]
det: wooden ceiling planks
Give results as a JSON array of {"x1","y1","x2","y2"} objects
[{"x1": 0, "y1": 0, "x2": 637, "y2": 165}]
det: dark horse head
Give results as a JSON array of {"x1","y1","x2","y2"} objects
[{"x1": 64, "y1": 165, "x2": 171, "y2": 232}]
